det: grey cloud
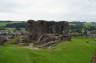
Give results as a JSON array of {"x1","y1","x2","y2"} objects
[
  {"x1": 0, "y1": 0, "x2": 18, "y2": 12},
  {"x1": 0, "y1": 0, "x2": 96, "y2": 21}
]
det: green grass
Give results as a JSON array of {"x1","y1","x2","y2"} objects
[
  {"x1": 0, "y1": 22, "x2": 15, "y2": 27},
  {"x1": 0, "y1": 22, "x2": 9, "y2": 26},
  {"x1": 0, "y1": 21, "x2": 21, "y2": 26},
  {"x1": 0, "y1": 37, "x2": 96, "y2": 63}
]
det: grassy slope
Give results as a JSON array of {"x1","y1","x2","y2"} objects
[{"x1": 0, "y1": 37, "x2": 96, "y2": 63}]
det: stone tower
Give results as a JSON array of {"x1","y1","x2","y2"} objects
[{"x1": 26, "y1": 20, "x2": 70, "y2": 48}]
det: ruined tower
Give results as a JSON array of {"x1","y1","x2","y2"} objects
[{"x1": 26, "y1": 20, "x2": 70, "y2": 48}]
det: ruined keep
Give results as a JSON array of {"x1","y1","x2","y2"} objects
[{"x1": 26, "y1": 20, "x2": 71, "y2": 48}]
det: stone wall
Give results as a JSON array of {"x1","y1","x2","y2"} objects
[
  {"x1": 87, "y1": 30, "x2": 96, "y2": 38},
  {"x1": 26, "y1": 20, "x2": 70, "y2": 48}
]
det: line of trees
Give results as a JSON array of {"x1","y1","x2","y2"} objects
[{"x1": 69, "y1": 22, "x2": 96, "y2": 36}]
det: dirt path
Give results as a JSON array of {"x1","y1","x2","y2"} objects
[{"x1": 91, "y1": 51, "x2": 96, "y2": 63}]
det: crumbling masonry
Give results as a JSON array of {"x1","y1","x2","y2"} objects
[{"x1": 26, "y1": 20, "x2": 71, "y2": 48}]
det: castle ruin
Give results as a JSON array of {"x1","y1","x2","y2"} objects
[{"x1": 26, "y1": 20, "x2": 71, "y2": 48}]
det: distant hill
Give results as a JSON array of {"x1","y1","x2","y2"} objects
[{"x1": 0, "y1": 21, "x2": 26, "y2": 29}]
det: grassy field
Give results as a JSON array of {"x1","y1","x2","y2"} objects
[
  {"x1": 0, "y1": 37, "x2": 96, "y2": 63},
  {"x1": 0, "y1": 21, "x2": 22, "y2": 26},
  {"x1": 0, "y1": 22, "x2": 9, "y2": 26}
]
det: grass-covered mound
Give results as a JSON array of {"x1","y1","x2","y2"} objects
[{"x1": 0, "y1": 37, "x2": 96, "y2": 63}]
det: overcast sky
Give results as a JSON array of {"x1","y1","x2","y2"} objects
[{"x1": 0, "y1": 0, "x2": 96, "y2": 21}]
